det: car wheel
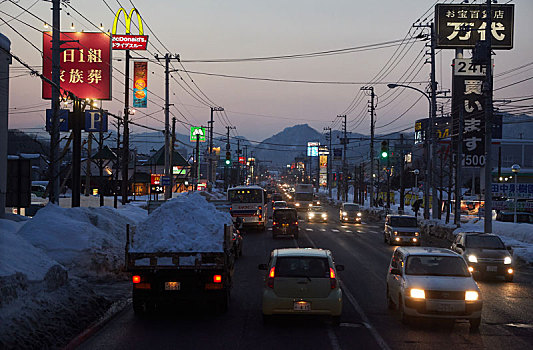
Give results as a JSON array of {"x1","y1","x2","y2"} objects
[
  {"x1": 505, "y1": 274, "x2": 514, "y2": 282},
  {"x1": 386, "y1": 286, "x2": 395, "y2": 310},
  {"x1": 399, "y1": 296, "x2": 411, "y2": 324},
  {"x1": 469, "y1": 317, "x2": 481, "y2": 332}
]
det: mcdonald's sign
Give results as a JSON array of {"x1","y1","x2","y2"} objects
[{"x1": 111, "y1": 8, "x2": 148, "y2": 50}]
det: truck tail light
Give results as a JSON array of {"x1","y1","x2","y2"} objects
[
  {"x1": 267, "y1": 267, "x2": 275, "y2": 288},
  {"x1": 213, "y1": 274, "x2": 222, "y2": 283},
  {"x1": 132, "y1": 275, "x2": 141, "y2": 284},
  {"x1": 330, "y1": 268, "x2": 337, "y2": 289}
]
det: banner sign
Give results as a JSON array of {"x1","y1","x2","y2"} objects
[
  {"x1": 190, "y1": 127, "x2": 206, "y2": 142},
  {"x1": 42, "y1": 32, "x2": 112, "y2": 100},
  {"x1": 112, "y1": 35, "x2": 148, "y2": 50},
  {"x1": 435, "y1": 4, "x2": 514, "y2": 49},
  {"x1": 307, "y1": 142, "x2": 319, "y2": 157},
  {"x1": 84, "y1": 110, "x2": 108, "y2": 132},
  {"x1": 133, "y1": 61, "x2": 148, "y2": 108},
  {"x1": 492, "y1": 183, "x2": 533, "y2": 198},
  {"x1": 452, "y1": 58, "x2": 487, "y2": 168},
  {"x1": 151, "y1": 173, "x2": 163, "y2": 185},
  {"x1": 45, "y1": 109, "x2": 69, "y2": 131}
]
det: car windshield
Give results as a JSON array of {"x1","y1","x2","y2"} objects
[
  {"x1": 273, "y1": 210, "x2": 297, "y2": 222},
  {"x1": 390, "y1": 217, "x2": 417, "y2": 227},
  {"x1": 343, "y1": 204, "x2": 359, "y2": 212},
  {"x1": 466, "y1": 235, "x2": 505, "y2": 249},
  {"x1": 405, "y1": 255, "x2": 470, "y2": 277},
  {"x1": 310, "y1": 206, "x2": 324, "y2": 212},
  {"x1": 273, "y1": 201, "x2": 287, "y2": 207},
  {"x1": 295, "y1": 193, "x2": 313, "y2": 201},
  {"x1": 276, "y1": 257, "x2": 329, "y2": 278}
]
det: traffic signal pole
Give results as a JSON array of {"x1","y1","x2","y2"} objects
[
  {"x1": 483, "y1": 0, "x2": 494, "y2": 233},
  {"x1": 361, "y1": 86, "x2": 375, "y2": 207}
]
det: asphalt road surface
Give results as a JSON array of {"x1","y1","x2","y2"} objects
[{"x1": 78, "y1": 201, "x2": 533, "y2": 350}]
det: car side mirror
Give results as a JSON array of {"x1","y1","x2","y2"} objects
[
  {"x1": 506, "y1": 245, "x2": 513, "y2": 252},
  {"x1": 336, "y1": 264, "x2": 344, "y2": 272},
  {"x1": 258, "y1": 264, "x2": 268, "y2": 270},
  {"x1": 390, "y1": 268, "x2": 401, "y2": 275}
]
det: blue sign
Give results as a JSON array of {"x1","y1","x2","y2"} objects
[
  {"x1": 84, "y1": 110, "x2": 108, "y2": 132},
  {"x1": 46, "y1": 109, "x2": 69, "y2": 132},
  {"x1": 161, "y1": 176, "x2": 171, "y2": 186}
]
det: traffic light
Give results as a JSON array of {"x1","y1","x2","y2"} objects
[
  {"x1": 225, "y1": 151, "x2": 231, "y2": 166},
  {"x1": 380, "y1": 141, "x2": 389, "y2": 159}
]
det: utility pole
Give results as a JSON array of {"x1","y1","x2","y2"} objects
[
  {"x1": 483, "y1": 0, "x2": 494, "y2": 233},
  {"x1": 48, "y1": 0, "x2": 61, "y2": 204},
  {"x1": 454, "y1": 48, "x2": 463, "y2": 226},
  {"x1": 361, "y1": 86, "x2": 375, "y2": 207},
  {"x1": 171, "y1": 116, "x2": 176, "y2": 196},
  {"x1": 353, "y1": 163, "x2": 358, "y2": 204},
  {"x1": 195, "y1": 130, "x2": 200, "y2": 191},
  {"x1": 429, "y1": 22, "x2": 439, "y2": 219},
  {"x1": 71, "y1": 98, "x2": 82, "y2": 207},
  {"x1": 323, "y1": 127, "x2": 332, "y2": 198},
  {"x1": 84, "y1": 131, "x2": 93, "y2": 196},
  {"x1": 337, "y1": 115, "x2": 347, "y2": 202},
  {"x1": 224, "y1": 126, "x2": 236, "y2": 189},
  {"x1": 209, "y1": 106, "x2": 224, "y2": 186},
  {"x1": 114, "y1": 116, "x2": 121, "y2": 208},
  {"x1": 236, "y1": 139, "x2": 241, "y2": 185},
  {"x1": 121, "y1": 49, "x2": 130, "y2": 205},
  {"x1": 98, "y1": 111, "x2": 105, "y2": 207},
  {"x1": 244, "y1": 145, "x2": 248, "y2": 185}
]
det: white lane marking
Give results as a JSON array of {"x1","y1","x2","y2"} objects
[
  {"x1": 320, "y1": 229, "x2": 327, "y2": 232},
  {"x1": 341, "y1": 226, "x2": 349, "y2": 229},
  {"x1": 327, "y1": 327, "x2": 342, "y2": 350},
  {"x1": 331, "y1": 229, "x2": 340, "y2": 232},
  {"x1": 306, "y1": 228, "x2": 313, "y2": 231},
  {"x1": 267, "y1": 228, "x2": 272, "y2": 231},
  {"x1": 303, "y1": 233, "x2": 391, "y2": 350},
  {"x1": 340, "y1": 323, "x2": 363, "y2": 328},
  {"x1": 344, "y1": 230, "x2": 353, "y2": 233}
]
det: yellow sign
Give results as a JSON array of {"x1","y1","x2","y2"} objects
[{"x1": 112, "y1": 8, "x2": 144, "y2": 35}]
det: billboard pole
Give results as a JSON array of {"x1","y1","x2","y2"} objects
[
  {"x1": 483, "y1": 0, "x2": 494, "y2": 233},
  {"x1": 49, "y1": 0, "x2": 61, "y2": 204},
  {"x1": 121, "y1": 49, "x2": 130, "y2": 205}
]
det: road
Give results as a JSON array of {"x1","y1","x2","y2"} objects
[{"x1": 78, "y1": 201, "x2": 533, "y2": 350}]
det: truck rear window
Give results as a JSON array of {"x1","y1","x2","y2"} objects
[{"x1": 273, "y1": 210, "x2": 297, "y2": 222}]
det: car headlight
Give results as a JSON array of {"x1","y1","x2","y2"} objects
[
  {"x1": 308, "y1": 213, "x2": 315, "y2": 218},
  {"x1": 342, "y1": 211, "x2": 347, "y2": 216},
  {"x1": 308, "y1": 203, "x2": 313, "y2": 207},
  {"x1": 468, "y1": 255, "x2": 478, "y2": 263},
  {"x1": 321, "y1": 213, "x2": 327, "y2": 218},
  {"x1": 465, "y1": 291, "x2": 479, "y2": 301},
  {"x1": 414, "y1": 232, "x2": 419, "y2": 236},
  {"x1": 394, "y1": 231, "x2": 399, "y2": 235},
  {"x1": 295, "y1": 203, "x2": 300, "y2": 207},
  {"x1": 316, "y1": 201, "x2": 320, "y2": 205},
  {"x1": 357, "y1": 212, "x2": 362, "y2": 217},
  {"x1": 410, "y1": 288, "x2": 425, "y2": 299},
  {"x1": 504, "y1": 256, "x2": 512, "y2": 265}
]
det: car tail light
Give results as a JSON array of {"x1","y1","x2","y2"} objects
[
  {"x1": 213, "y1": 274, "x2": 222, "y2": 283},
  {"x1": 132, "y1": 275, "x2": 141, "y2": 284},
  {"x1": 330, "y1": 268, "x2": 337, "y2": 289},
  {"x1": 259, "y1": 214, "x2": 262, "y2": 219},
  {"x1": 267, "y1": 267, "x2": 275, "y2": 288},
  {"x1": 259, "y1": 206, "x2": 262, "y2": 210},
  {"x1": 273, "y1": 221, "x2": 277, "y2": 226},
  {"x1": 293, "y1": 221, "x2": 298, "y2": 225}
]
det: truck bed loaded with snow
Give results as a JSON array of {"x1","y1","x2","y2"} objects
[{"x1": 125, "y1": 193, "x2": 235, "y2": 315}]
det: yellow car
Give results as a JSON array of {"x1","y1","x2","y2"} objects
[{"x1": 259, "y1": 248, "x2": 344, "y2": 324}]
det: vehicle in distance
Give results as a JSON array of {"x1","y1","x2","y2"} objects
[
  {"x1": 495, "y1": 211, "x2": 533, "y2": 224},
  {"x1": 271, "y1": 193, "x2": 283, "y2": 204},
  {"x1": 272, "y1": 208, "x2": 299, "y2": 239},
  {"x1": 307, "y1": 206, "x2": 328, "y2": 223},
  {"x1": 273, "y1": 201, "x2": 288, "y2": 211},
  {"x1": 386, "y1": 247, "x2": 482, "y2": 331},
  {"x1": 294, "y1": 184, "x2": 314, "y2": 211},
  {"x1": 384, "y1": 215, "x2": 420, "y2": 246},
  {"x1": 450, "y1": 232, "x2": 514, "y2": 282},
  {"x1": 339, "y1": 203, "x2": 362, "y2": 223},
  {"x1": 259, "y1": 248, "x2": 344, "y2": 324},
  {"x1": 228, "y1": 185, "x2": 267, "y2": 231}
]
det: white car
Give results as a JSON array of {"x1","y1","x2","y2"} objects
[{"x1": 386, "y1": 247, "x2": 483, "y2": 331}]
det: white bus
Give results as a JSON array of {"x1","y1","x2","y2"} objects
[{"x1": 227, "y1": 185, "x2": 267, "y2": 231}]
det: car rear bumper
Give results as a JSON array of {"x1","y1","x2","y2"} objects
[
  {"x1": 262, "y1": 289, "x2": 342, "y2": 316},
  {"x1": 391, "y1": 236, "x2": 420, "y2": 245},
  {"x1": 272, "y1": 227, "x2": 298, "y2": 235},
  {"x1": 341, "y1": 217, "x2": 361, "y2": 223},
  {"x1": 403, "y1": 297, "x2": 482, "y2": 319}
]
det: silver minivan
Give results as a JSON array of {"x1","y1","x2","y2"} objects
[{"x1": 384, "y1": 215, "x2": 420, "y2": 246}]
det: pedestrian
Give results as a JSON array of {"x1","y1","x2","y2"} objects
[{"x1": 413, "y1": 199, "x2": 421, "y2": 218}]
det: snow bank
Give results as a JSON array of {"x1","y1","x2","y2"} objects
[
  {"x1": 12, "y1": 204, "x2": 147, "y2": 278},
  {"x1": 131, "y1": 191, "x2": 232, "y2": 253}
]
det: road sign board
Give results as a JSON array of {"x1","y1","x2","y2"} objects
[
  {"x1": 85, "y1": 110, "x2": 108, "y2": 132},
  {"x1": 190, "y1": 127, "x2": 206, "y2": 142},
  {"x1": 161, "y1": 176, "x2": 171, "y2": 186},
  {"x1": 46, "y1": 109, "x2": 69, "y2": 132}
]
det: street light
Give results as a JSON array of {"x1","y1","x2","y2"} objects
[
  {"x1": 388, "y1": 83, "x2": 436, "y2": 220},
  {"x1": 412, "y1": 169, "x2": 420, "y2": 190},
  {"x1": 511, "y1": 164, "x2": 520, "y2": 223}
]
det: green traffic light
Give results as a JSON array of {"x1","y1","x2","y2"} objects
[
  {"x1": 381, "y1": 151, "x2": 388, "y2": 158},
  {"x1": 225, "y1": 159, "x2": 231, "y2": 165}
]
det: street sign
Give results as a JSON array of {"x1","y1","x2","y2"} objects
[
  {"x1": 151, "y1": 173, "x2": 163, "y2": 185},
  {"x1": 150, "y1": 184, "x2": 164, "y2": 193},
  {"x1": 46, "y1": 109, "x2": 69, "y2": 132},
  {"x1": 112, "y1": 35, "x2": 148, "y2": 50},
  {"x1": 307, "y1": 142, "x2": 319, "y2": 157},
  {"x1": 161, "y1": 176, "x2": 171, "y2": 186},
  {"x1": 190, "y1": 127, "x2": 206, "y2": 142},
  {"x1": 435, "y1": 4, "x2": 514, "y2": 49},
  {"x1": 84, "y1": 110, "x2": 108, "y2": 132}
]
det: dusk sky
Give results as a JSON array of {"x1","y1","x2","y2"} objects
[{"x1": 3, "y1": 0, "x2": 532, "y2": 141}]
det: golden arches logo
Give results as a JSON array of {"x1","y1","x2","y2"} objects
[{"x1": 112, "y1": 8, "x2": 143, "y2": 35}]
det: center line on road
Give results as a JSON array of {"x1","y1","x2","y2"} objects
[
  {"x1": 306, "y1": 228, "x2": 313, "y2": 231},
  {"x1": 327, "y1": 327, "x2": 342, "y2": 350},
  {"x1": 344, "y1": 230, "x2": 353, "y2": 233},
  {"x1": 320, "y1": 229, "x2": 326, "y2": 232},
  {"x1": 331, "y1": 229, "x2": 340, "y2": 232}
]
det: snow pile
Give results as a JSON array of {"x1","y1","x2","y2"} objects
[
  {"x1": 11, "y1": 204, "x2": 147, "y2": 278},
  {"x1": 131, "y1": 191, "x2": 232, "y2": 253}
]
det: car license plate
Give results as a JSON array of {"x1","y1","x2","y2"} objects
[
  {"x1": 283, "y1": 224, "x2": 289, "y2": 227},
  {"x1": 293, "y1": 301, "x2": 310, "y2": 311},
  {"x1": 165, "y1": 281, "x2": 180, "y2": 291},
  {"x1": 486, "y1": 265, "x2": 498, "y2": 272},
  {"x1": 430, "y1": 302, "x2": 463, "y2": 313}
]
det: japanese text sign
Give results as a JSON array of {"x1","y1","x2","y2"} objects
[
  {"x1": 492, "y1": 183, "x2": 533, "y2": 199},
  {"x1": 151, "y1": 173, "x2": 163, "y2": 185},
  {"x1": 307, "y1": 142, "x2": 319, "y2": 157},
  {"x1": 42, "y1": 32, "x2": 112, "y2": 100},
  {"x1": 435, "y1": 4, "x2": 514, "y2": 49},
  {"x1": 190, "y1": 127, "x2": 206, "y2": 142},
  {"x1": 112, "y1": 35, "x2": 148, "y2": 50},
  {"x1": 133, "y1": 61, "x2": 148, "y2": 108}
]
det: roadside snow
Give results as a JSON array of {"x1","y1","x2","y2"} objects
[{"x1": 131, "y1": 191, "x2": 232, "y2": 253}]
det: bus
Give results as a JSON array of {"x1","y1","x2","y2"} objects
[{"x1": 227, "y1": 185, "x2": 267, "y2": 231}]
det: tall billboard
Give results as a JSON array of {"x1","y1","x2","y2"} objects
[
  {"x1": 133, "y1": 61, "x2": 147, "y2": 108},
  {"x1": 42, "y1": 32, "x2": 112, "y2": 100}
]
